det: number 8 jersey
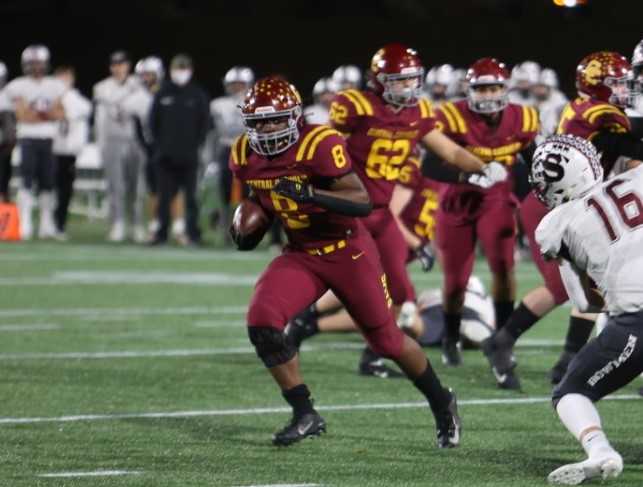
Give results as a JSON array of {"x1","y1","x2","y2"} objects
[
  {"x1": 329, "y1": 89, "x2": 437, "y2": 207},
  {"x1": 229, "y1": 124, "x2": 359, "y2": 250}
]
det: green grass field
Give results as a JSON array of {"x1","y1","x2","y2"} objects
[{"x1": 1, "y1": 222, "x2": 642, "y2": 487}]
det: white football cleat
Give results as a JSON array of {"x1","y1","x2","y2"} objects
[
  {"x1": 547, "y1": 453, "x2": 623, "y2": 485},
  {"x1": 108, "y1": 220, "x2": 126, "y2": 242}
]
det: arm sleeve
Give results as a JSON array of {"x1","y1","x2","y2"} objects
[
  {"x1": 422, "y1": 150, "x2": 464, "y2": 183},
  {"x1": 592, "y1": 131, "x2": 643, "y2": 162},
  {"x1": 559, "y1": 260, "x2": 590, "y2": 312}
]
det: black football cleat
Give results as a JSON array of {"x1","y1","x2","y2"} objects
[
  {"x1": 436, "y1": 388, "x2": 461, "y2": 448},
  {"x1": 358, "y1": 358, "x2": 405, "y2": 379},
  {"x1": 481, "y1": 336, "x2": 521, "y2": 390},
  {"x1": 549, "y1": 350, "x2": 575, "y2": 385},
  {"x1": 441, "y1": 338, "x2": 462, "y2": 367},
  {"x1": 284, "y1": 307, "x2": 319, "y2": 349},
  {"x1": 272, "y1": 411, "x2": 326, "y2": 447}
]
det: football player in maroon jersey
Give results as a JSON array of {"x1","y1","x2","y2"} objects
[
  {"x1": 431, "y1": 58, "x2": 539, "y2": 375},
  {"x1": 483, "y1": 51, "x2": 643, "y2": 390},
  {"x1": 229, "y1": 77, "x2": 460, "y2": 448},
  {"x1": 286, "y1": 44, "x2": 506, "y2": 376}
]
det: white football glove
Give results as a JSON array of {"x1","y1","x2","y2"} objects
[
  {"x1": 466, "y1": 173, "x2": 493, "y2": 189},
  {"x1": 480, "y1": 161, "x2": 508, "y2": 185}
]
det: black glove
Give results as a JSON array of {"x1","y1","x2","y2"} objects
[
  {"x1": 272, "y1": 178, "x2": 314, "y2": 203},
  {"x1": 414, "y1": 243, "x2": 435, "y2": 272}
]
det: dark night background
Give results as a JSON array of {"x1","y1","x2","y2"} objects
[{"x1": 0, "y1": 0, "x2": 641, "y2": 103}]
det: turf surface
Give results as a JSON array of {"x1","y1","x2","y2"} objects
[{"x1": 1, "y1": 222, "x2": 642, "y2": 486}]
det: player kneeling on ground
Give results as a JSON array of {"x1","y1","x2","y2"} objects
[
  {"x1": 530, "y1": 134, "x2": 643, "y2": 485},
  {"x1": 229, "y1": 77, "x2": 460, "y2": 448}
]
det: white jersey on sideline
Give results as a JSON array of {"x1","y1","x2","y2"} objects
[
  {"x1": 122, "y1": 88, "x2": 153, "y2": 144},
  {"x1": 210, "y1": 95, "x2": 245, "y2": 149},
  {"x1": 53, "y1": 88, "x2": 91, "y2": 156},
  {"x1": 535, "y1": 90, "x2": 568, "y2": 139},
  {"x1": 3, "y1": 76, "x2": 66, "y2": 139},
  {"x1": 93, "y1": 76, "x2": 141, "y2": 141},
  {"x1": 304, "y1": 104, "x2": 330, "y2": 125},
  {"x1": 536, "y1": 165, "x2": 643, "y2": 315}
]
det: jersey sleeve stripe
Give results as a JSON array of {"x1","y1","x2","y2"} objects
[
  {"x1": 419, "y1": 98, "x2": 429, "y2": 118},
  {"x1": 295, "y1": 126, "x2": 329, "y2": 162},
  {"x1": 347, "y1": 89, "x2": 374, "y2": 116},
  {"x1": 529, "y1": 107, "x2": 539, "y2": 132},
  {"x1": 230, "y1": 136, "x2": 241, "y2": 166},
  {"x1": 306, "y1": 128, "x2": 342, "y2": 161},
  {"x1": 443, "y1": 102, "x2": 466, "y2": 133},
  {"x1": 582, "y1": 103, "x2": 613, "y2": 119},
  {"x1": 587, "y1": 107, "x2": 626, "y2": 125},
  {"x1": 439, "y1": 103, "x2": 459, "y2": 133},
  {"x1": 239, "y1": 134, "x2": 249, "y2": 165},
  {"x1": 342, "y1": 91, "x2": 365, "y2": 116},
  {"x1": 522, "y1": 106, "x2": 532, "y2": 133}
]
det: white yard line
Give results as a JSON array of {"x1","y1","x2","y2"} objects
[
  {"x1": 1, "y1": 394, "x2": 639, "y2": 426},
  {"x1": 37, "y1": 470, "x2": 142, "y2": 478},
  {"x1": 0, "y1": 324, "x2": 60, "y2": 332},
  {"x1": 0, "y1": 305, "x2": 247, "y2": 318},
  {"x1": 0, "y1": 342, "x2": 365, "y2": 360},
  {"x1": 231, "y1": 484, "x2": 321, "y2": 487},
  {"x1": 0, "y1": 271, "x2": 258, "y2": 286}
]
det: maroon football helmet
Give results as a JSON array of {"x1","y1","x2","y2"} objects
[
  {"x1": 240, "y1": 77, "x2": 303, "y2": 156},
  {"x1": 368, "y1": 43, "x2": 424, "y2": 107},
  {"x1": 575, "y1": 51, "x2": 632, "y2": 108},
  {"x1": 465, "y1": 57, "x2": 510, "y2": 114}
]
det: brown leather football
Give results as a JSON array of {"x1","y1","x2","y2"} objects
[{"x1": 231, "y1": 199, "x2": 271, "y2": 250}]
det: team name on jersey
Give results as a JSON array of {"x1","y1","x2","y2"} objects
[
  {"x1": 366, "y1": 127, "x2": 420, "y2": 140},
  {"x1": 465, "y1": 142, "x2": 523, "y2": 163},
  {"x1": 245, "y1": 175, "x2": 309, "y2": 190}
]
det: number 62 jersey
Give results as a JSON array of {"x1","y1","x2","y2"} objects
[
  {"x1": 329, "y1": 89, "x2": 438, "y2": 207},
  {"x1": 536, "y1": 165, "x2": 643, "y2": 315}
]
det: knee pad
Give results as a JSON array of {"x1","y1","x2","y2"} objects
[{"x1": 247, "y1": 326, "x2": 296, "y2": 368}]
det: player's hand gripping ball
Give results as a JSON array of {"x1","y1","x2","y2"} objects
[{"x1": 230, "y1": 199, "x2": 271, "y2": 250}]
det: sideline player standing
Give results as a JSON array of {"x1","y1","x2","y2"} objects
[
  {"x1": 530, "y1": 134, "x2": 643, "y2": 485},
  {"x1": 229, "y1": 77, "x2": 460, "y2": 448},
  {"x1": 434, "y1": 58, "x2": 538, "y2": 372},
  {"x1": 93, "y1": 50, "x2": 145, "y2": 242},
  {"x1": 4, "y1": 45, "x2": 66, "y2": 239}
]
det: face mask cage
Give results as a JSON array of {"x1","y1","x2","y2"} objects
[
  {"x1": 378, "y1": 68, "x2": 425, "y2": 107},
  {"x1": 605, "y1": 74, "x2": 634, "y2": 107},
  {"x1": 467, "y1": 83, "x2": 508, "y2": 114},
  {"x1": 242, "y1": 107, "x2": 302, "y2": 156}
]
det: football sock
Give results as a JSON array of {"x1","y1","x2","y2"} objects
[
  {"x1": 556, "y1": 393, "x2": 611, "y2": 458},
  {"x1": 493, "y1": 300, "x2": 514, "y2": 330},
  {"x1": 282, "y1": 384, "x2": 315, "y2": 417},
  {"x1": 498, "y1": 301, "x2": 539, "y2": 345},
  {"x1": 564, "y1": 316, "x2": 595, "y2": 353},
  {"x1": 444, "y1": 312, "x2": 461, "y2": 342},
  {"x1": 413, "y1": 362, "x2": 452, "y2": 416}
]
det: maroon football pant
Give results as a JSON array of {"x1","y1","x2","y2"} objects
[
  {"x1": 437, "y1": 199, "x2": 516, "y2": 298},
  {"x1": 519, "y1": 191, "x2": 568, "y2": 304},
  {"x1": 246, "y1": 228, "x2": 405, "y2": 359},
  {"x1": 361, "y1": 207, "x2": 416, "y2": 304}
]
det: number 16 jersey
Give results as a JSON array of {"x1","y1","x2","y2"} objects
[{"x1": 329, "y1": 89, "x2": 437, "y2": 207}]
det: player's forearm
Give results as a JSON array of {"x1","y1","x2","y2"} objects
[
  {"x1": 449, "y1": 146, "x2": 485, "y2": 173},
  {"x1": 311, "y1": 188, "x2": 372, "y2": 217}
]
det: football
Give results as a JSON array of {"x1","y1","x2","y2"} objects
[{"x1": 230, "y1": 199, "x2": 271, "y2": 250}]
